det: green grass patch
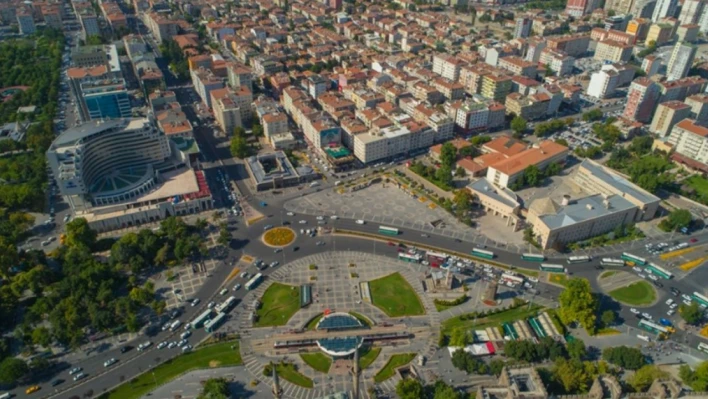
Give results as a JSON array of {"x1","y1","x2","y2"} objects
[
  {"x1": 358, "y1": 346, "x2": 381, "y2": 369},
  {"x1": 434, "y1": 295, "x2": 469, "y2": 312},
  {"x1": 305, "y1": 313, "x2": 324, "y2": 330},
  {"x1": 374, "y1": 353, "x2": 417, "y2": 383},
  {"x1": 442, "y1": 305, "x2": 543, "y2": 337},
  {"x1": 685, "y1": 175, "x2": 708, "y2": 198},
  {"x1": 514, "y1": 268, "x2": 540, "y2": 278},
  {"x1": 545, "y1": 309, "x2": 567, "y2": 335},
  {"x1": 349, "y1": 311, "x2": 373, "y2": 327},
  {"x1": 255, "y1": 283, "x2": 301, "y2": 327},
  {"x1": 369, "y1": 273, "x2": 425, "y2": 317},
  {"x1": 300, "y1": 352, "x2": 332, "y2": 373},
  {"x1": 600, "y1": 271, "x2": 617, "y2": 279},
  {"x1": 595, "y1": 327, "x2": 621, "y2": 336},
  {"x1": 547, "y1": 273, "x2": 569, "y2": 287},
  {"x1": 102, "y1": 341, "x2": 242, "y2": 399},
  {"x1": 264, "y1": 362, "x2": 313, "y2": 388},
  {"x1": 608, "y1": 281, "x2": 656, "y2": 306}
]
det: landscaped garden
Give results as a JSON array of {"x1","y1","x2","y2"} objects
[
  {"x1": 374, "y1": 353, "x2": 417, "y2": 382},
  {"x1": 442, "y1": 304, "x2": 543, "y2": 338},
  {"x1": 103, "y1": 341, "x2": 242, "y2": 399},
  {"x1": 263, "y1": 227, "x2": 296, "y2": 246},
  {"x1": 359, "y1": 346, "x2": 381, "y2": 369},
  {"x1": 300, "y1": 353, "x2": 332, "y2": 373},
  {"x1": 263, "y1": 362, "x2": 313, "y2": 388},
  {"x1": 254, "y1": 283, "x2": 301, "y2": 327},
  {"x1": 608, "y1": 281, "x2": 656, "y2": 306},
  {"x1": 369, "y1": 273, "x2": 425, "y2": 317}
]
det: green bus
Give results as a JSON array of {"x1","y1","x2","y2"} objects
[
  {"x1": 378, "y1": 226, "x2": 399, "y2": 236},
  {"x1": 521, "y1": 253, "x2": 545, "y2": 262},
  {"x1": 645, "y1": 263, "x2": 673, "y2": 279},
  {"x1": 205, "y1": 312, "x2": 226, "y2": 333},
  {"x1": 621, "y1": 252, "x2": 646, "y2": 266},
  {"x1": 540, "y1": 263, "x2": 565, "y2": 273},
  {"x1": 471, "y1": 248, "x2": 495, "y2": 259}
]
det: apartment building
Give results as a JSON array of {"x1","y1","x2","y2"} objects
[
  {"x1": 646, "y1": 23, "x2": 675, "y2": 45},
  {"x1": 594, "y1": 40, "x2": 633, "y2": 63},
  {"x1": 486, "y1": 140, "x2": 569, "y2": 188},
  {"x1": 505, "y1": 93, "x2": 550, "y2": 121},
  {"x1": 666, "y1": 42, "x2": 697, "y2": 81},
  {"x1": 538, "y1": 49, "x2": 575, "y2": 76},
  {"x1": 191, "y1": 67, "x2": 225, "y2": 109},
  {"x1": 71, "y1": 45, "x2": 109, "y2": 67},
  {"x1": 679, "y1": 0, "x2": 704, "y2": 24},
  {"x1": 668, "y1": 118, "x2": 708, "y2": 165},
  {"x1": 623, "y1": 77, "x2": 660, "y2": 123},
  {"x1": 586, "y1": 66, "x2": 620, "y2": 98},
  {"x1": 686, "y1": 94, "x2": 708, "y2": 124},
  {"x1": 17, "y1": 9, "x2": 36, "y2": 35},
  {"x1": 145, "y1": 13, "x2": 179, "y2": 43},
  {"x1": 642, "y1": 55, "x2": 662, "y2": 76},
  {"x1": 498, "y1": 56, "x2": 537, "y2": 78},
  {"x1": 546, "y1": 34, "x2": 590, "y2": 57},
  {"x1": 446, "y1": 98, "x2": 506, "y2": 133},
  {"x1": 649, "y1": 100, "x2": 692, "y2": 136},
  {"x1": 432, "y1": 54, "x2": 463, "y2": 81},
  {"x1": 227, "y1": 63, "x2": 253, "y2": 90},
  {"x1": 432, "y1": 78, "x2": 465, "y2": 101},
  {"x1": 481, "y1": 74, "x2": 513, "y2": 102},
  {"x1": 659, "y1": 76, "x2": 708, "y2": 101},
  {"x1": 353, "y1": 121, "x2": 435, "y2": 164},
  {"x1": 262, "y1": 112, "x2": 288, "y2": 138},
  {"x1": 626, "y1": 18, "x2": 651, "y2": 41},
  {"x1": 515, "y1": 17, "x2": 532, "y2": 38},
  {"x1": 652, "y1": 0, "x2": 678, "y2": 22}
]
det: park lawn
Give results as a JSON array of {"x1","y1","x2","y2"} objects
[
  {"x1": 300, "y1": 353, "x2": 332, "y2": 373},
  {"x1": 103, "y1": 341, "x2": 242, "y2": 399},
  {"x1": 608, "y1": 281, "x2": 656, "y2": 306},
  {"x1": 359, "y1": 347, "x2": 381, "y2": 369},
  {"x1": 600, "y1": 271, "x2": 617, "y2": 279},
  {"x1": 685, "y1": 175, "x2": 708, "y2": 198},
  {"x1": 273, "y1": 363, "x2": 313, "y2": 388},
  {"x1": 305, "y1": 313, "x2": 324, "y2": 330},
  {"x1": 349, "y1": 311, "x2": 373, "y2": 327},
  {"x1": 374, "y1": 353, "x2": 417, "y2": 383},
  {"x1": 442, "y1": 305, "x2": 543, "y2": 337},
  {"x1": 369, "y1": 273, "x2": 425, "y2": 317},
  {"x1": 255, "y1": 282, "x2": 301, "y2": 327}
]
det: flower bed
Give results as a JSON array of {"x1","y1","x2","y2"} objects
[{"x1": 263, "y1": 227, "x2": 295, "y2": 246}]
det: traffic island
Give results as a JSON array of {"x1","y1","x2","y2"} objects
[
  {"x1": 262, "y1": 227, "x2": 296, "y2": 247},
  {"x1": 254, "y1": 282, "x2": 301, "y2": 327},
  {"x1": 608, "y1": 280, "x2": 657, "y2": 306},
  {"x1": 368, "y1": 272, "x2": 425, "y2": 317}
]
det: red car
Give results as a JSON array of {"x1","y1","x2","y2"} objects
[
  {"x1": 397, "y1": 248, "x2": 404, "y2": 253},
  {"x1": 387, "y1": 241, "x2": 395, "y2": 246},
  {"x1": 690, "y1": 238, "x2": 698, "y2": 243}
]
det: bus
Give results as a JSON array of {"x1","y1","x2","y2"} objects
[
  {"x1": 471, "y1": 248, "x2": 495, "y2": 259},
  {"x1": 521, "y1": 253, "x2": 545, "y2": 262},
  {"x1": 205, "y1": 312, "x2": 226, "y2": 333},
  {"x1": 399, "y1": 253, "x2": 421, "y2": 263},
  {"x1": 621, "y1": 252, "x2": 647, "y2": 266},
  {"x1": 378, "y1": 226, "x2": 399, "y2": 236},
  {"x1": 639, "y1": 319, "x2": 669, "y2": 334},
  {"x1": 500, "y1": 273, "x2": 524, "y2": 285},
  {"x1": 245, "y1": 273, "x2": 263, "y2": 291},
  {"x1": 191, "y1": 309, "x2": 213, "y2": 329},
  {"x1": 540, "y1": 264, "x2": 566, "y2": 273},
  {"x1": 692, "y1": 292, "x2": 708, "y2": 307},
  {"x1": 426, "y1": 251, "x2": 448, "y2": 267},
  {"x1": 698, "y1": 342, "x2": 708, "y2": 354},
  {"x1": 645, "y1": 263, "x2": 674, "y2": 279},
  {"x1": 600, "y1": 258, "x2": 625, "y2": 267},
  {"x1": 217, "y1": 296, "x2": 237, "y2": 313},
  {"x1": 567, "y1": 255, "x2": 591, "y2": 264}
]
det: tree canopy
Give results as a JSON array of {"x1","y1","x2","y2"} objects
[
  {"x1": 602, "y1": 346, "x2": 646, "y2": 370},
  {"x1": 511, "y1": 116, "x2": 527, "y2": 135},
  {"x1": 558, "y1": 278, "x2": 598, "y2": 334}
]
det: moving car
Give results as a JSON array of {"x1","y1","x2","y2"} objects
[
  {"x1": 104, "y1": 358, "x2": 117, "y2": 367},
  {"x1": 26, "y1": 386, "x2": 41, "y2": 394}
]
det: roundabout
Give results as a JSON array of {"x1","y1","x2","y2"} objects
[{"x1": 262, "y1": 226, "x2": 296, "y2": 247}]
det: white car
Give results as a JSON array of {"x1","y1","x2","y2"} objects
[
  {"x1": 316, "y1": 216, "x2": 324, "y2": 220},
  {"x1": 666, "y1": 299, "x2": 674, "y2": 305},
  {"x1": 330, "y1": 215, "x2": 338, "y2": 219},
  {"x1": 648, "y1": 274, "x2": 659, "y2": 281},
  {"x1": 69, "y1": 367, "x2": 82, "y2": 375},
  {"x1": 286, "y1": 212, "x2": 295, "y2": 216},
  {"x1": 684, "y1": 299, "x2": 693, "y2": 306},
  {"x1": 103, "y1": 358, "x2": 117, "y2": 367},
  {"x1": 219, "y1": 288, "x2": 228, "y2": 295},
  {"x1": 207, "y1": 301, "x2": 216, "y2": 309},
  {"x1": 299, "y1": 220, "x2": 307, "y2": 224},
  {"x1": 682, "y1": 294, "x2": 692, "y2": 301},
  {"x1": 629, "y1": 308, "x2": 640, "y2": 314},
  {"x1": 73, "y1": 372, "x2": 86, "y2": 381},
  {"x1": 633, "y1": 267, "x2": 642, "y2": 273},
  {"x1": 355, "y1": 220, "x2": 365, "y2": 225},
  {"x1": 641, "y1": 312, "x2": 653, "y2": 320},
  {"x1": 638, "y1": 273, "x2": 647, "y2": 279},
  {"x1": 167, "y1": 342, "x2": 177, "y2": 349},
  {"x1": 190, "y1": 298, "x2": 201, "y2": 307},
  {"x1": 670, "y1": 303, "x2": 678, "y2": 309},
  {"x1": 157, "y1": 342, "x2": 168, "y2": 349},
  {"x1": 667, "y1": 309, "x2": 676, "y2": 316},
  {"x1": 233, "y1": 283, "x2": 241, "y2": 291}
]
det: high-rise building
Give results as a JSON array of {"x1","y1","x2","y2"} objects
[
  {"x1": 16, "y1": 10, "x2": 36, "y2": 35},
  {"x1": 623, "y1": 77, "x2": 661, "y2": 122},
  {"x1": 652, "y1": 0, "x2": 677, "y2": 22},
  {"x1": 666, "y1": 42, "x2": 697, "y2": 81},
  {"x1": 679, "y1": 0, "x2": 705, "y2": 24},
  {"x1": 514, "y1": 17, "x2": 532, "y2": 38},
  {"x1": 649, "y1": 100, "x2": 692, "y2": 136},
  {"x1": 606, "y1": 0, "x2": 635, "y2": 15},
  {"x1": 566, "y1": 0, "x2": 601, "y2": 16},
  {"x1": 80, "y1": 80, "x2": 132, "y2": 121},
  {"x1": 668, "y1": 118, "x2": 708, "y2": 165},
  {"x1": 587, "y1": 67, "x2": 620, "y2": 98},
  {"x1": 686, "y1": 94, "x2": 708, "y2": 124}
]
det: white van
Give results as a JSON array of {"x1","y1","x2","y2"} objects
[{"x1": 355, "y1": 220, "x2": 365, "y2": 225}]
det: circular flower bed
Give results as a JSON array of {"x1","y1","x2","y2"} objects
[{"x1": 263, "y1": 227, "x2": 296, "y2": 247}]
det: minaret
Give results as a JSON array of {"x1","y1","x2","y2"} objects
[
  {"x1": 352, "y1": 349, "x2": 361, "y2": 399},
  {"x1": 271, "y1": 362, "x2": 283, "y2": 398}
]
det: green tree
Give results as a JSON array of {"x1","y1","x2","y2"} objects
[
  {"x1": 31, "y1": 326, "x2": 52, "y2": 348},
  {"x1": 230, "y1": 135, "x2": 249, "y2": 158},
  {"x1": 582, "y1": 109, "x2": 603, "y2": 122},
  {"x1": 629, "y1": 365, "x2": 669, "y2": 392},
  {"x1": 218, "y1": 223, "x2": 230, "y2": 246},
  {"x1": 455, "y1": 166, "x2": 466, "y2": 177},
  {"x1": 511, "y1": 116, "x2": 527, "y2": 135},
  {"x1": 440, "y1": 142, "x2": 458, "y2": 169},
  {"x1": 680, "y1": 361, "x2": 708, "y2": 391},
  {"x1": 470, "y1": 135, "x2": 491, "y2": 147},
  {"x1": 449, "y1": 327, "x2": 471, "y2": 346},
  {"x1": 0, "y1": 357, "x2": 29, "y2": 384},
  {"x1": 433, "y1": 381, "x2": 462, "y2": 399},
  {"x1": 85, "y1": 35, "x2": 106, "y2": 45},
  {"x1": 396, "y1": 378, "x2": 424, "y2": 399},
  {"x1": 452, "y1": 190, "x2": 474, "y2": 217},
  {"x1": 567, "y1": 338, "x2": 586, "y2": 360},
  {"x1": 252, "y1": 124, "x2": 264, "y2": 137},
  {"x1": 558, "y1": 278, "x2": 598, "y2": 334},
  {"x1": 198, "y1": 377, "x2": 230, "y2": 399},
  {"x1": 435, "y1": 166, "x2": 453, "y2": 188},
  {"x1": 65, "y1": 218, "x2": 97, "y2": 249},
  {"x1": 523, "y1": 165, "x2": 542, "y2": 187},
  {"x1": 602, "y1": 346, "x2": 645, "y2": 370},
  {"x1": 555, "y1": 138, "x2": 569, "y2": 147},
  {"x1": 679, "y1": 302, "x2": 703, "y2": 325},
  {"x1": 600, "y1": 310, "x2": 616, "y2": 327},
  {"x1": 628, "y1": 135, "x2": 653, "y2": 155},
  {"x1": 660, "y1": 209, "x2": 693, "y2": 232}
]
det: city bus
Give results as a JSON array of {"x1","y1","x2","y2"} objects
[
  {"x1": 567, "y1": 255, "x2": 591, "y2": 264},
  {"x1": 245, "y1": 273, "x2": 263, "y2": 291},
  {"x1": 638, "y1": 319, "x2": 669, "y2": 334},
  {"x1": 540, "y1": 264, "x2": 566, "y2": 273},
  {"x1": 600, "y1": 258, "x2": 625, "y2": 267},
  {"x1": 645, "y1": 263, "x2": 674, "y2": 279},
  {"x1": 217, "y1": 296, "x2": 237, "y2": 313},
  {"x1": 621, "y1": 252, "x2": 647, "y2": 266},
  {"x1": 500, "y1": 273, "x2": 524, "y2": 285},
  {"x1": 191, "y1": 309, "x2": 213, "y2": 329},
  {"x1": 471, "y1": 248, "x2": 495, "y2": 259},
  {"x1": 692, "y1": 292, "x2": 708, "y2": 307},
  {"x1": 205, "y1": 312, "x2": 226, "y2": 333},
  {"x1": 398, "y1": 253, "x2": 421, "y2": 263},
  {"x1": 698, "y1": 342, "x2": 708, "y2": 354},
  {"x1": 378, "y1": 226, "x2": 399, "y2": 236},
  {"x1": 521, "y1": 253, "x2": 546, "y2": 262}
]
